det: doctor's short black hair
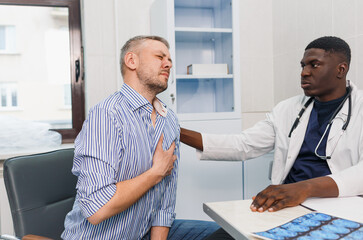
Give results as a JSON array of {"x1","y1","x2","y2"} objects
[{"x1": 305, "y1": 36, "x2": 351, "y2": 65}]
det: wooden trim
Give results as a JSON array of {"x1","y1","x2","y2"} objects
[
  {"x1": 22, "y1": 234, "x2": 53, "y2": 240},
  {"x1": 0, "y1": 0, "x2": 74, "y2": 7},
  {"x1": 54, "y1": 128, "x2": 79, "y2": 143}
]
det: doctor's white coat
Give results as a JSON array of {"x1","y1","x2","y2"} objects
[{"x1": 198, "y1": 81, "x2": 363, "y2": 197}]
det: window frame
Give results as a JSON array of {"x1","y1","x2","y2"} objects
[{"x1": 0, "y1": 0, "x2": 85, "y2": 143}]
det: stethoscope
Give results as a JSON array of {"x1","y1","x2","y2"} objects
[{"x1": 288, "y1": 85, "x2": 352, "y2": 160}]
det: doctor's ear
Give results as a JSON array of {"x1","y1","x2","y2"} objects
[
  {"x1": 337, "y1": 62, "x2": 348, "y2": 79},
  {"x1": 124, "y1": 52, "x2": 138, "y2": 70}
]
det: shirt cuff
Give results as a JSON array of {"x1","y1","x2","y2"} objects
[
  {"x1": 152, "y1": 210, "x2": 176, "y2": 227},
  {"x1": 78, "y1": 184, "x2": 117, "y2": 218}
]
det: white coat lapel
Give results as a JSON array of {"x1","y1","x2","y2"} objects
[
  {"x1": 326, "y1": 99, "x2": 349, "y2": 154},
  {"x1": 283, "y1": 103, "x2": 313, "y2": 177}
]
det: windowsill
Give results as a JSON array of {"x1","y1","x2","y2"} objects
[
  {"x1": 0, "y1": 144, "x2": 75, "y2": 179},
  {"x1": 0, "y1": 52, "x2": 20, "y2": 55},
  {"x1": 0, "y1": 143, "x2": 74, "y2": 178},
  {"x1": 0, "y1": 107, "x2": 23, "y2": 112},
  {"x1": 0, "y1": 143, "x2": 74, "y2": 161}
]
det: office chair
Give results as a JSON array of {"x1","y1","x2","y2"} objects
[{"x1": 2, "y1": 148, "x2": 77, "y2": 240}]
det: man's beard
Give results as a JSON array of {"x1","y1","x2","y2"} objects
[{"x1": 137, "y1": 69, "x2": 168, "y2": 95}]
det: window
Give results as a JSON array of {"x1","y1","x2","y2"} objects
[
  {"x1": 0, "y1": 26, "x2": 3, "y2": 49},
  {"x1": 0, "y1": 25, "x2": 16, "y2": 53},
  {"x1": 0, "y1": 83, "x2": 18, "y2": 108},
  {"x1": 64, "y1": 83, "x2": 72, "y2": 108},
  {"x1": 0, "y1": 0, "x2": 84, "y2": 143}
]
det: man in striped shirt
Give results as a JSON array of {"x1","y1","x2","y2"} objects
[{"x1": 62, "y1": 36, "x2": 219, "y2": 239}]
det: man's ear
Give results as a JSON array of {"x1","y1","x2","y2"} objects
[
  {"x1": 124, "y1": 52, "x2": 138, "y2": 71},
  {"x1": 337, "y1": 62, "x2": 348, "y2": 79}
]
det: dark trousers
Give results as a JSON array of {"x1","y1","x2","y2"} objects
[
  {"x1": 204, "y1": 228, "x2": 235, "y2": 240},
  {"x1": 143, "y1": 219, "x2": 219, "y2": 240}
]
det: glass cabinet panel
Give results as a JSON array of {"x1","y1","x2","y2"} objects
[
  {"x1": 175, "y1": 32, "x2": 233, "y2": 75},
  {"x1": 176, "y1": 78, "x2": 234, "y2": 113},
  {"x1": 174, "y1": 0, "x2": 232, "y2": 29},
  {"x1": 174, "y1": 0, "x2": 234, "y2": 115}
]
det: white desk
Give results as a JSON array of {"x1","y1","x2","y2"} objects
[{"x1": 203, "y1": 199, "x2": 312, "y2": 240}]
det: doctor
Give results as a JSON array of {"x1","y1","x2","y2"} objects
[{"x1": 181, "y1": 36, "x2": 363, "y2": 238}]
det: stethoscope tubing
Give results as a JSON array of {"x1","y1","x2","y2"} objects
[
  {"x1": 288, "y1": 86, "x2": 352, "y2": 159},
  {"x1": 288, "y1": 86, "x2": 352, "y2": 139}
]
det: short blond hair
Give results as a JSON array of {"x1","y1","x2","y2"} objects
[{"x1": 120, "y1": 35, "x2": 170, "y2": 77}]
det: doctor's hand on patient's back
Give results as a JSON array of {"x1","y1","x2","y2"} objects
[
  {"x1": 150, "y1": 134, "x2": 177, "y2": 180},
  {"x1": 250, "y1": 176, "x2": 339, "y2": 212},
  {"x1": 180, "y1": 128, "x2": 203, "y2": 151}
]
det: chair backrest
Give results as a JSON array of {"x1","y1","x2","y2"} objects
[{"x1": 3, "y1": 148, "x2": 77, "y2": 240}]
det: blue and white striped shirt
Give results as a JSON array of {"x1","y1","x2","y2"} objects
[{"x1": 62, "y1": 84, "x2": 180, "y2": 240}]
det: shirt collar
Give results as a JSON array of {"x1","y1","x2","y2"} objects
[
  {"x1": 153, "y1": 98, "x2": 168, "y2": 117},
  {"x1": 121, "y1": 83, "x2": 168, "y2": 117}
]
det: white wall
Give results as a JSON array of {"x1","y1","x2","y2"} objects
[
  {"x1": 241, "y1": 0, "x2": 363, "y2": 128},
  {"x1": 272, "y1": 0, "x2": 363, "y2": 104},
  {"x1": 239, "y1": 0, "x2": 274, "y2": 129},
  {"x1": 81, "y1": 0, "x2": 119, "y2": 111},
  {"x1": 81, "y1": 0, "x2": 156, "y2": 111}
]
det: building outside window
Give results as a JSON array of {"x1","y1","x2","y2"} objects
[
  {"x1": 0, "y1": 25, "x2": 16, "y2": 53},
  {"x1": 0, "y1": 82, "x2": 18, "y2": 108},
  {"x1": 64, "y1": 83, "x2": 71, "y2": 108},
  {"x1": 0, "y1": 0, "x2": 84, "y2": 143}
]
